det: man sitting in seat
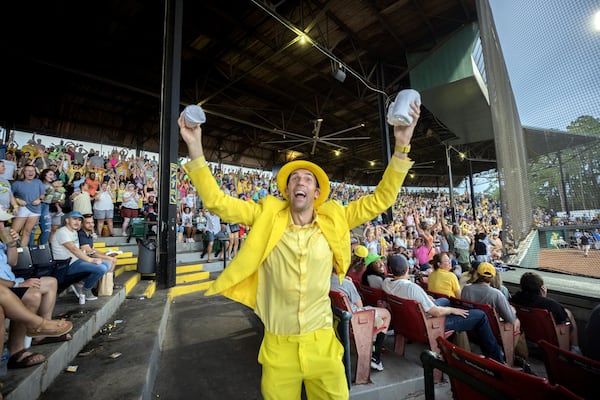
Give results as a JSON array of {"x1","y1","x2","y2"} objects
[
  {"x1": 382, "y1": 254, "x2": 505, "y2": 363},
  {"x1": 330, "y1": 270, "x2": 391, "y2": 371},
  {"x1": 51, "y1": 211, "x2": 108, "y2": 301},
  {"x1": 462, "y1": 262, "x2": 529, "y2": 368},
  {"x1": 511, "y1": 271, "x2": 581, "y2": 354},
  {"x1": 0, "y1": 224, "x2": 71, "y2": 368},
  {"x1": 78, "y1": 214, "x2": 116, "y2": 273}
]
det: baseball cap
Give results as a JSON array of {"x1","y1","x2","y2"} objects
[
  {"x1": 365, "y1": 253, "x2": 385, "y2": 267},
  {"x1": 66, "y1": 211, "x2": 84, "y2": 220},
  {"x1": 477, "y1": 262, "x2": 496, "y2": 278},
  {"x1": 354, "y1": 245, "x2": 369, "y2": 258}
]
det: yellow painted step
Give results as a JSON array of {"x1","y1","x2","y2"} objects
[
  {"x1": 124, "y1": 273, "x2": 141, "y2": 295},
  {"x1": 176, "y1": 271, "x2": 210, "y2": 285},
  {"x1": 169, "y1": 281, "x2": 213, "y2": 300},
  {"x1": 115, "y1": 264, "x2": 137, "y2": 277},
  {"x1": 116, "y1": 257, "x2": 138, "y2": 266},
  {"x1": 143, "y1": 281, "x2": 156, "y2": 299},
  {"x1": 176, "y1": 264, "x2": 204, "y2": 274}
]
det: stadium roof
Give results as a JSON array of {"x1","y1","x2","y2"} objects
[{"x1": 0, "y1": 0, "x2": 534, "y2": 187}]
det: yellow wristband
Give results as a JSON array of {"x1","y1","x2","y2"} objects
[{"x1": 395, "y1": 145, "x2": 411, "y2": 154}]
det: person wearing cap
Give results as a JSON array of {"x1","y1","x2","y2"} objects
[
  {"x1": 51, "y1": 211, "x2": 108, "y2": 301},
  {"x1": 179, "y1": 100, "x2": 420, "y2": 399},
  {"x1": 462, "y1": 263, "x2": 518, "y2": 330},
  {"x1": 361, "y1": 253, "x2": 387, "y2": 289},
  {"x1": 382, "y1": 254, "x2": 505, "y2": 363}
]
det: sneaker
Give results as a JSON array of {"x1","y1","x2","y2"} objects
[
  {"x1": 82, "y1": 288, "x2": 98, "y2": 301},
  {"x1": 570, "y1": 345, "x2": 582, "y2": 355},
  {"x1": 514, "y1": 356, "x2": 533, "y2": 374},
  {"x1": 370, "y1": 357, "x2": 384, "y2": 371},
  {"x1": 70, "y1": 284, "x2": 81, "y2": 299}
]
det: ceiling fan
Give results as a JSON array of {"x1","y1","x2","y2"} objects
[{"x1": 263, "y1": 118, "x2": 369, "y2": 155}]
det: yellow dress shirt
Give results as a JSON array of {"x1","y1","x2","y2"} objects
[{"x1": 257, "y1": 216, "x2": 333, "y2": 335}]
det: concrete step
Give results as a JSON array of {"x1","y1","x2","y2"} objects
[
  {"x1": 38, "y1": 289, "x2": 169, "y2": 400},
  {"x1": 3, "y1": 270, "x2": 142, "y2": 400}
]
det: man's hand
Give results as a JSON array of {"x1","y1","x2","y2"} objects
[
  {"x1": 21, "y1": 278, "x2": 41, "y2": 289},
  {"x1": 393, "y1": 101, "x2": 421, "y2": 146},
  {"x1": 177, "y1": 114, "x2": 204, "y2": 160}
]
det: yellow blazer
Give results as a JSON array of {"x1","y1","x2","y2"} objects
[{"x1": 184, "y1": 156, "x2": 413, "y2": 309}]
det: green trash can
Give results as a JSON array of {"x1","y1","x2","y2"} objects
[{"x1": 137, "y1": 238, "x2": 156, "y2": 274}]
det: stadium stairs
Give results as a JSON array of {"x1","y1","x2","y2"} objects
[{"x1": 3, "y1": 230, "x2": 217, "y2": 400}]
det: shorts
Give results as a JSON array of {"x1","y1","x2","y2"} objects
[
  {"x1": 94, "y1": 209, "x2": 114, "y2": 219},
  {"x1": 120, "y1": 207, "x2": 139, "y2": 218},
  {"x1": 17, "y1": 207, "x2": 40, "y2": 218},
  {"x1": 51, "y1": 213, "x2": 63, "y2": 226},
  {"x1": 10, "y1": 287, "x2": 29, "y2": 298},
  {"x1": 205, "y1": 231, "x2": 215, "y2": 242}
]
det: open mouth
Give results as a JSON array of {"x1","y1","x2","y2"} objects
[{"x1": 294, "y1": 191, "x2": 307, "y2": 199}]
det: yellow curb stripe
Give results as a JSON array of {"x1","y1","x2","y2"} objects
[
  {"x1": 124, "y1": 273, "x2": 140, "y2": 295},
  {"x1": 168, "y1": 281, "x2": 212, "y2": 300},
  {"x1": 143, "y1": 281, "x2": 156, "y2": 299},
  {"x1": 176, "y1": 271, "x2": 210, "y2": 284},
  {"x1": 176, "y1": 264, "x2": 204, "y2": 274}
]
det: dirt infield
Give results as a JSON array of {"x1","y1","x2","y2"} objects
[{"x1": 538, "y1": 248, "x2": 600, "y2": 279}]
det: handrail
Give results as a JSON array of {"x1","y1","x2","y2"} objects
[{"x1": 420, "y1": 350, "x2": 510, "y2": 400}]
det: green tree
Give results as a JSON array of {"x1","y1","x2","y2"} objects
[{"x1": 566, "y1": 115, "x2": 600, "y2": 134}]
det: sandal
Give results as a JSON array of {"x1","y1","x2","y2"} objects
[
  {"x1": 31, "y1": 333, "x2": 73, "y2": 346},
  {"x1": 7, "y1": 349, "x2": 46, "y2": 369},
  {"x1": 26, "y1": 319, "x2": 73, "y2": 338}
]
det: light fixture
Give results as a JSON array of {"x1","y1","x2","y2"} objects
[
  {"x1": 595, "y1": 10, "x2": 600, "y2": 31},
  {"x1": 369, "y1": 160, "x2": 375, "y2": 167},
  {"x1": 334, "y1": 150, "x2": 341, "y2": 156},
  {"x1": 331, "y1": 62, "x2": 346, "y2": 82}
]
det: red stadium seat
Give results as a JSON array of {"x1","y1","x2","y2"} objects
[
  {"x1": 451, "y1": 297, "x2": 518, "y2": 366},
  {"x1": 538, "y1": 339, "x2": 600, "y2": 399},
  {"x1": 512, "y1": 303, "x2": 570, "y2": 351},
  {"x1": 358, "y1": 284, "x2": 387, "y2": 308},
  {"x1": 386, "y1": 293, "x2": 453, "y2": 382},
  {"x1": 436, "y1": 336, "x2": 581, "y2": 400},
  {"x1": 329, "y1": 290, "x2": 385, "y2": 384}
]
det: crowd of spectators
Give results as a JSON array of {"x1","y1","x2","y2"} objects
[{"x1": 2, "y1": 131, "x2": 599, "y2": 260}]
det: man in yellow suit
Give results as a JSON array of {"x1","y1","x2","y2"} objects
[{"x1": 178, "y1": 101, "x2": 419, "y2": 400}]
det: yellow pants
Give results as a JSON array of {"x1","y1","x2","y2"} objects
[{"x1": 259, "y1": 328, "x2": 348, "y2": 400}]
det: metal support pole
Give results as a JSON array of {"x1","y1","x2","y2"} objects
[
  {"x1": 446, "y1": 145, "x2": 456, "y2": 223},
  {"x1": 157, "y1": 0, "x2": 183, "y2": 289},
  {"x1": 469, "y1": 159, "x2": 476, "y2": 221}
]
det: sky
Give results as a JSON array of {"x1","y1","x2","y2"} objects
[{"x1": 489, "y1": 0, "x2": 600, "y2": 131}]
